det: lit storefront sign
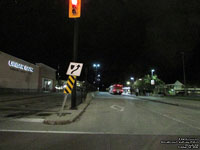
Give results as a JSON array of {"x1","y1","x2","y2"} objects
[
  {"x1": 8, "y1": 60, "x2": 34, "y2": 72},
  {"x1": 151, "y1": 80, "x2": 155, "y2": 85}
]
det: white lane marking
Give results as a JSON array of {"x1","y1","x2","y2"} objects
[
  {"x1": 110, "y1": 105, "x2": 124, "y2": 112},
  {"x1": 148, "y1": 109, "x2": 200, "y2": 131},
  {"x1": 12, "y1": 118, "x2": 44, "y2": 123},
  {"x1": 0, "y1": 129, "x2": 114, "y2": 135}
]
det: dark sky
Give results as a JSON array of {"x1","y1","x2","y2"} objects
[{"x1": 1, "y1": 0, "x2": 200, "y2": 87}]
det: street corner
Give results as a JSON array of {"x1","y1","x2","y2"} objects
[
  {"x1": 43, "y1": 97, "x2": 93, "y2": 125},
  {"x1": 43, "y1": 113, "x2": 74, "y2": 125},
  {"x1": 43, "y1": 114, "x2": 71, "y2": 125}
]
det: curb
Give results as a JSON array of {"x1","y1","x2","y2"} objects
[
  {"x1": 43, "y1": 119, "x2": 71, "y2": 125},
  {"x1": 139, "y1": 97, "x2": 180, "y2": 106},
  {"x1": 136, "y1": 96, "x2": 200, "y2": 110},
  {"x1": 43, "y1": 92, "x2": 96, "y2": 125},
  {"x1": 124, "y1": 95, "x2": 200, "y2": 110}
]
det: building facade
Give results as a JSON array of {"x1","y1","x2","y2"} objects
[
  {"x1": 36, "y1": 63, "x2": 56, "y2": 91},
  {"x1": 155, "y1": 80, "x2": 200, "y2": 96},
  {"x1": 0, "y1": 51, "x2": 56, "y2": 92}
]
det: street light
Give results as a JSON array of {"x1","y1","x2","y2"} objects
[
  {"x1": 151, "y1": 69, "x2": 155, "y2": 88},
  {"x1": 130, "y1": 77, "x2": 134, "y2": 94},
  {"x1": 151, "y1": 69, "x2": 155, "y2": 77},
  {"x1": 93, "y1": 64, "x2": 100, "y2": 69},
  {"x1": 126, "y1": 81, "x2": 130, "y2": 85},
  {"x1": 93, "y1": 63, "x2": 101, "y2": 89}
]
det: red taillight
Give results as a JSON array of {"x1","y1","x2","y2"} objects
[{"x1": 114, "y1": 84, "x2": 123, "y2": 88}]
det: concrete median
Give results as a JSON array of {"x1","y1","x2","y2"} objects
[{"x1": 43, "y1": 92, "x2": 97, "y2": 125}]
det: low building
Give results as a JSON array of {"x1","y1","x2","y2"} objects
[
  {"x1": 165, "y1": 80, "x2": 184, "y2": 95},
  {"x1": 0, "y1": 51, "x2": 56, "y2": 93},
  {"x1": 36, "y1": 63, "x2": 56, "y2": 91},
  {"x1": 164, "y1": 80, "x2": 200, "y2": 96}
]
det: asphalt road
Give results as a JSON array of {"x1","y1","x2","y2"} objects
[{"x1": 0, "y1": 92, "x2": 200, "y2": 150}]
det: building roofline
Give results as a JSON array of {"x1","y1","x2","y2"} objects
[
  {"x1": 0, "y1": 50, "x2": 39, "y2": 68},
  {"x1": 36, "y1": 63, "x2": 56, "y2": 71}
]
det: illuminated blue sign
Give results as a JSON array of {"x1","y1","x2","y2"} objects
[{"x1": 8, "y1": 60, "x2": 34, "y2": 72}]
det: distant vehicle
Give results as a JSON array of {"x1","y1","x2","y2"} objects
[
  {"x1": 109, "y1": 84, "x2": 123, "y2": 95},
  {"x1": 122, "y1": 87, "x2": 131, "y2": 95}
]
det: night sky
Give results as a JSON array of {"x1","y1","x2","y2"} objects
[{"x1": 1, "y1": 0, "x2": 200, "y2": 88}]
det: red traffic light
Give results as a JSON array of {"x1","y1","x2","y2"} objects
[{"x1": 69, "y1": 0, "x2": 81, "y2": 18}]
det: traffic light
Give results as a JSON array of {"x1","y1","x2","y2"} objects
[{"x1": 69, "y1": 0, "x2": 81, "y2": 18}]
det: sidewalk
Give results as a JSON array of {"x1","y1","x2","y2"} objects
[
  {"x1": 136, "y1": 95, "x2": 200, "y2": 109},
  {"x1": 43, "y1": 92, "x2": 97, "y2": 125},
  {"x1": 166, "y1": 95, "x2": 200, "y2": 101},
  {"x1": 0, "y1": 92, "x2": 55, "y2": 102}
]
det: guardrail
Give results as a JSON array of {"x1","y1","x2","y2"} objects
[{"x1": 75, "y1": 82, "x2": 97, "y2": 106}]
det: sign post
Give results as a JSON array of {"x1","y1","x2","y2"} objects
[
  {"x1": 59, "y1": 75, "x2": 76, "y2": 116},
  {"x1": 66, "y1": 62, "x2": 83, "y2": 109},
  {"x1": 59, "y1": 94, "x2": 68, "y2": 116},
  {"x1": 58, "y1": 62, "x2": 83, "y2": 116}
]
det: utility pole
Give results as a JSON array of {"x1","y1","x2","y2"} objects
[
  {"x1": 71, "y1": 18, "x2": 79, "y2": 109},
  {"x1": 68, "y1": 0, "x2": 81, "y2": 108},
  {"x1": 181, "y1": 52, "x2": 187, "y2": 95},
  {"x1": 57, "y1": 65, "x2": 60, "y2": 87}
]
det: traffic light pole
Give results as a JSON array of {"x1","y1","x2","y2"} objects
[{"x1": 71, "y1": 18, "x2": 79, "y2": 109}]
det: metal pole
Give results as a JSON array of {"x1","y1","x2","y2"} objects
[
  {"x1": 181, "y1": 52, "x2": 186, "y2": 95},
  {"x1": 85, "y1": 67, "x2": 88, "y2": 82},
  {"x1": 59, "y1": 94, "x2": 68, "y2": 117},
  {"x1": 71, "y1": 18, "x2": 79, "y2": 109},
  {"x1": 57, "y1": 65, "x2": 60, "y2": 87},
  {"x1": 95, "y1": 67, "x2": 97, "y2": 89}
]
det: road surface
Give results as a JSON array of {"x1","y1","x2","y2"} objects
[{"x1": 0, "y1": 92, "x2": 199, "y2": 150}]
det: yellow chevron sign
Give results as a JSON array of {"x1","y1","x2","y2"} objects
[{"x1": 64, "y1": 75, "x2": 76, "y2": 94}]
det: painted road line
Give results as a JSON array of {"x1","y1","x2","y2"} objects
[
  {"x1": 110, "y1": 105, "x2": 124, "y2": 112},
  {"x1": 0, "y1": 129, "x2": 115, "y2": 135},
  {"x1": 12, "y1": 118, "x2": 44, "y2": 123},
  {"x1": 146, "y1": 109, "x2": 200, "y2": 131}
]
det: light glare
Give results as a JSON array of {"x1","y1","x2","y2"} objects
[{"x1": 72, "y1": 0, "x2": 77, "y2": 5}]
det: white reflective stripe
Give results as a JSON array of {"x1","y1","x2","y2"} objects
[
  {"x1": 148, "y1": 109, "x2": 200, "y2": 131},
  {"x1": 0, "y1": 130, "x2": 113, "y2": 135},
  {"x1": 13, "y1": 118, "x2": 44, "y2": 123}
]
